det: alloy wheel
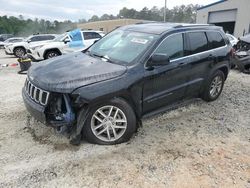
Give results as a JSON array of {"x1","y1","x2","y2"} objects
[
  {"x1": 47, "y1": 52, "x2": 58, "y2": 58},
  {"x1": 209, "y1": 75, "x2": 223, "y2": 98},
  {"x1": 91, "y1": 105, "x2": 127, "y2": 142},
  {"x1": 15, "y1": 48, "x2": 25, "y2": 57}
]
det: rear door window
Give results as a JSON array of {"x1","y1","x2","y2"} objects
[
  {"x1": 206, "y1": 31, "x2": 226, "y2": 49},
  {"x1": 187, "y1": 32, "x2": 208, "y2": 54},
  {"x1": 83, "y1": 32, "x2": 102, "y2": 40},
  {"x1": 155, "y1": 33, "x2": 184, "y2": 61}
]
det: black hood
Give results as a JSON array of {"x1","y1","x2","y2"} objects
[{"x1": 28, "y1": 52, "x2": 127, "y2": 93}]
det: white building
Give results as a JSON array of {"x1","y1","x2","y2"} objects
[{"x1": 197, "y1": 0, "x2": 250, "y2": 37}]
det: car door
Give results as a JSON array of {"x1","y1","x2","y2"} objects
[
  {"x1": 184, "y1": 31, "x2": 214, "y2": 96},
  {"x1": 143, "y1": 33, "x2": 192, "y2": 114}
]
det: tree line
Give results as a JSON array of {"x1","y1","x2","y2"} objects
[
  {"x1": 0, "y1": 4, "x2": 200, "y2": 36},
  {"x1": 81, "y1": 4, "x2": 200, "y2": 23},
  {"x1": 0, "y1": 15, "x2": 76, "y2": 36}
]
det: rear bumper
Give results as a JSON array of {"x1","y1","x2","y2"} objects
[{"x1": 22, "y1": 88, "x2": 46, "y2": 123}]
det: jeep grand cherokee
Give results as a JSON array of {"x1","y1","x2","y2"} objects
[{"x1": 22, "y1": 23, "x2": 231, "y2": 145}]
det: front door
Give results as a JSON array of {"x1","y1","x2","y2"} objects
[{"x1": 143, "y1": 33, "x2": 191, "y2": 114}]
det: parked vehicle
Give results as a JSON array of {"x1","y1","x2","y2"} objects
[
  {"x1": 27, "y1": 29, "x2": 104, "y2": 61},
  {"x1": 5, "y1": 34, "x2": 56, "y2": 57},
  {"x1": 231, "y1": 34, "x2": 250, "y2": 73},
  {"x1": 0, "y1": 34, "x2": 14, "y2": 48},
  {"x1": 0, "y1": 34, "x2": 14, "y2": 41},
  {"x1": 22, "y1": 23, "x2": 231, "y2": 145},
  {"x1": 226, "y1": 33, "x2": 238, "y2": 47},
  {"x1": 2, "y1": 37, "x2": 24, "y2": 48}
]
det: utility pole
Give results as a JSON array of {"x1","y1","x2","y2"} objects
[{"x1": 164, "y1": 0, "x2": 167, "y2": 22}]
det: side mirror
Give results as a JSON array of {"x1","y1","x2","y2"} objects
[
  {"x1": 27, "y1": 39, "x2": 31, "y2": 43},
  {"x1": 147, "y1": 53, "x2": 170, "y2": 67},
  {"x1": 64, "y1": 39, "x2": 70, "y2": 44}
]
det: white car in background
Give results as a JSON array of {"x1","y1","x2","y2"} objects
[
  {"x1": 27, "y1": 30, "x2": 104, "y2": 61},
  {"x1": 0, "y1": 37, "x2": 23, "y2": 48},
  {"x1": 4, "y1": 34, "x2": 57, "y2": 57},
  {"x1": 226, "y1": 33, "x2": 238, "y2": 47},
  {"x1": 2, "y1": 37, "x2": 24, "y2": 48}
]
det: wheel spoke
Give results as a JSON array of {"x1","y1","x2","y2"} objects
[
  {"x1": 111, "y1": 126, "x2": 117, "y2": 139},
  {"x1": 93, "y1": 115, "x2": 103, "y2": 123},
  {"x1": 107, "y1": 129, "x2": 111, "y2": 140},
  {"x1": 108, "y1": 106, "x2": 113, "y2": 117},
  {"x1": 114, "y1": 109, "x2": 119, "y2": 119},
  {"x1": 94, "y1": 123, "x2": 104, "y2": 130},
  {"x1": 97, "y1": 109, "x2": 107, "y2": 118},
  {"x1": 113, "y1": 125, "x2": 126, "y2": 129},
  {"x1": 97, "y1": 127, "x2": 108, "y2": 136},
  {"x1": 115, "y1": 119, "x2": 127, "y2": 123}
]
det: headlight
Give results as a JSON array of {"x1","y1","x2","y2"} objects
[{"x1": 31, "y1": 45, "x2": 44, "y2": 51}]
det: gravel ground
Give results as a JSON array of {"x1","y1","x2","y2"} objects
[{"x1": 0, "y1": 49, "x2": 249, "y2": 188}]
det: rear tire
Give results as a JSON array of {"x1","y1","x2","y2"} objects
[
  {"x1": 81, "y1": 98, "x2": 137, "y2": 145},
  {"x1": 202, "y1": 70, "x2": 225, "y2": 102},
  {"x1": 14, "y1": 47, "x2": 26, "y2": 58}
]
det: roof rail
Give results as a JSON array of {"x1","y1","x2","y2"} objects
[{"x1": 173, "y1": 24, "x2": 212, "y2": 28}]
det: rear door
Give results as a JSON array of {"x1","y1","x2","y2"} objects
[{"x1": 184, "y1": 31, "x2": 211, "y2": 96}]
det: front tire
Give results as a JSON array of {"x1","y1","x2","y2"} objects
[
  {"x1": 45, "y1": 50, "x2": 60, "y2": 59},
  {"x1": 202, "y1": 70, "x2": 225, "y2": 102},
  {"x1": 82, "y1": 98, "x2": 137, "y2": 145},
  {"x1": 14, "y1": 47, "x2": 26, "y2": 58}
]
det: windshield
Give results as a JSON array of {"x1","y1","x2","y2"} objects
[
  {"x1": 54, "y1": 33, "x2": 68, "y2": 42},
  {"x1": 88, "y1": 29, "x2": 158, "y2": 64},
  {"x1": 24, "y1": 36, "x2": 33, "y2": 42}
]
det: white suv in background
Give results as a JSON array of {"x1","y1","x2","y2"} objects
[
  {"x1": 5, "y1": 34, "x2": 56, "y2": 57},
  {"x1": 27, "y1": 30, "x2": 104, "y2": 61}
]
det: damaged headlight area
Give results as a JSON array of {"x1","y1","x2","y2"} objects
[{"x1": 45, "y1": 93, "x2": 76, "y2": 133}]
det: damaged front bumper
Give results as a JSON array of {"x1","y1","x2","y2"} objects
[{"x1": 22, "y1": 82, "x2": 76, "y2": 133}]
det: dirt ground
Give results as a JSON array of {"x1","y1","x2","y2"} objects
[{"x1": 0, "y1": 49, "x2": 249, "y2": 188}]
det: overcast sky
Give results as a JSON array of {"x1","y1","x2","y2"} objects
[{"x1": 0, "y1": 0, "x2": 218, "y2": 21}]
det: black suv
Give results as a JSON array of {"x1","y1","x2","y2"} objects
[{"x1": 22, "y1": 23, "x2": 231, "y2": 145}]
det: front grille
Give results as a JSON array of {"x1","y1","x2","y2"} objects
[{"x1": 25, "y1": 79, "x2": 50, "y2": 106}]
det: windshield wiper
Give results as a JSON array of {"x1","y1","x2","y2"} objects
[{"x1": 91, "y1": 53, "x2": 113, "y2": 63}]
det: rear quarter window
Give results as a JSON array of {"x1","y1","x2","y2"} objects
[
  {"x1": 206, "y1": 31, "x2": 226, "y2": 49},
  {"x1": 187, "y1": 32, "x2": 208, "y2": 54}
]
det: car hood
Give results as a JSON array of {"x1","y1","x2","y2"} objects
[
  {"x1": 12, "y1": 41, "x2": 27, "y2": 47},
  {"x1": 28, "y1": 52, "x2": 127, "y2": 93}
]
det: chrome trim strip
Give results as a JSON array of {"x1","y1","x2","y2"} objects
[{"x1": 24, "y1": 78, "x2": 50, "y2": 106}]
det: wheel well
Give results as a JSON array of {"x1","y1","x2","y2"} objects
[
  {"x1": 14, "y1": 46, "x2": 25, "y2": 51},
  {"x1": 44, "y1": 48, "x2": 62, "y2": 58},
  {"x1": 218, "y1": 66, "x2": 229, "y2": 80}
]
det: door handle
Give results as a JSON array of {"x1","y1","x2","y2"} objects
[
  {"x1": 208, "y1": 54, "x2": 215, "y2": 60},
  {"x1": 178, "y1": 62, "x2": 187, "y2": 66}
]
